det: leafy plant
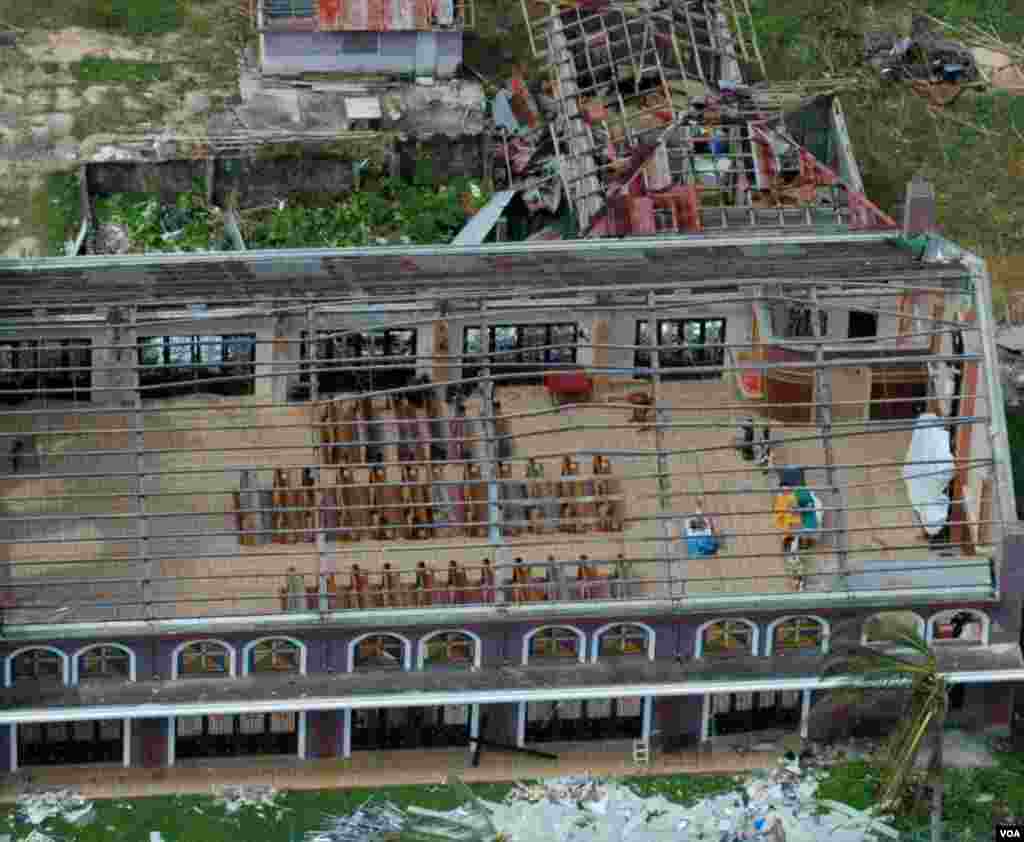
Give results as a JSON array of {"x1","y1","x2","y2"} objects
[
  {"x1": 94, "y1": 183, "x2": 225, "y2": 254},
  {"x1": 820, "y1": 623, "x2": 949, "y2": 842},
  {"x1": 240, "y1": 178, "x2": 493, "y2": 249}
]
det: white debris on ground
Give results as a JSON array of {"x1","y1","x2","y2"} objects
[
  {"x1": 212, "y1": 784, "x2": 285, "y2": 815},
  {"x1": 309, "y1": 766, "x2": 898, "y2": 842},
  {"x1": 16, "y1": 789, "x2": 94, "y2": 827}
]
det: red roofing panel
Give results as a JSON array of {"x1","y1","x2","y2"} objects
[{"x1": 317, "y1": 0, "x2": 436, "y2": 29}]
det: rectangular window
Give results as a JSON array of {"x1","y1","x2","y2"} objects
[
  {"x1": 207, "y1": 715, "x2": 234, "y2": 736},
  {"x1": 784, "y1": 306, "x2": 828, "y2": 339},
  {"x1": 848, "y1": 310, "x2": 878, "y2": 339},
  {"x1": 177, "y1": 716, "x2": 204, "y2": 737},
  {"x1": 297, "y1": 329, "x2": 417, "y2": 396},
  {"x1": 138, "y1": 335, "x2": 256, "y2": 397},
  {"x1": 0, "y1": 338, "x2": 92, "y2": 402},
  {"x1": 270, "y1": 712, "x2": 296, "y2": 733},
  {"x1": 240, "y1": 713, "x2": 265, "y2": 734},
  {"x1": 462, "y1": 323, "x2": 578, "y2": 381},
  {"x1": 635, "y1": 319, "x2": 725, "y2": 379}
]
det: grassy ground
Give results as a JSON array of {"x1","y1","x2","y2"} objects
[
  {"x1": 0, "y1": 774, "x2": 741, "y2": 842},
  {"x1": 0, "y1": 0, "x2": 185, "y2": 37},
  {"x1": 4, "y1": 751, "x2": 1024, "y2": 842},
  {"x1": 747, "y1": 0, "x2": 1024, "y2": 305},
  {"x1": 816, "y1": 747, "x2": 1024, "y2": 839}
]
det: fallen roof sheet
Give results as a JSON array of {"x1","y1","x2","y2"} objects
[{"x1": 451, "y1": 190, "x2": 517, "y2": 246}]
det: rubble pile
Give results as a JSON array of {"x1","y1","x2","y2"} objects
[
  {"x1": 309, "y1": 766, "x2": 898, "y2": 842},
  {"x1": 16, "y1": 788, "x2": 94, "y2": 827}
]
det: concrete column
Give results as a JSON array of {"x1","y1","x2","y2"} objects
[
  {"x1": 271, "y1": 312, "x2": 301, "y2": 403},
  {"x1": 253, "y1": 324, "x2": 275, "y2": 400},
  {"x1": 800, "y1": 690, "x2": 811, "y2": 739},
  {"x1": 92, "y1": 307, "x2": 138, "y2": 406},
  {"x1": 417, "y1": 315, "x2": 437, "y2": 380},
  {"x1": 342, "y1": 709, "x2": 352, "y2": 758}
]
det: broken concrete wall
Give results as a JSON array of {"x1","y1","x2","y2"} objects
[
  {"x1": 215, "y1": 157, "x2": 357, "y2": 210},
  {"x1": 86, "y1": 161, "x2": 207, "y2": 205},
  {"x1": 397, "y1": 135, "x2": 484, "y2": 185}
]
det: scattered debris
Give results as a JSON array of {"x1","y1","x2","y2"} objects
[
  {"x1": 213, "y1": 784, "x2": 284, "y2": 815},
  {"x1": 865, "y1": 15, "x2": 979, "y2": 84},
  {"x1": 306, "y1": 797, "x2": 406, "y2": 842},
  {"x1": 17, "y1": 788, "x2": 94, "y2": 827}
]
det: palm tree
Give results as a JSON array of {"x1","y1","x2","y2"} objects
[{"x1": 821, "y1": 624, "x2": 949, "y2": 842}]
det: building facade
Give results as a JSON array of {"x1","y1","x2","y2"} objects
[{"x1": 0, "y1": 228, "x2": 1021, "y2": 772}]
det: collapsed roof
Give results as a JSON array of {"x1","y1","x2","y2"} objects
[{"x1": 503, "y1": 0, "x2": 894, "y2": 237}]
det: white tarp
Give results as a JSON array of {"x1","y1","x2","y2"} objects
[{"x1": 902, "y1": 413, "x2": 955, "y2": 536}]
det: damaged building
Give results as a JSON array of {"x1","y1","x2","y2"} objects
[{"x1": 0, "y1": 0, "x2": 1021, "y2": 778}]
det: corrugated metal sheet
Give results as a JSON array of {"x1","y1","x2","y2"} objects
[{"x1": 317, "y1": 0, "x2": 432, "y2": 30}]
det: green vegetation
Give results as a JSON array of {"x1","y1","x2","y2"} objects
[
  {"x1": 70, "y1": 57, "x2": 171, "y2": 84},
  {"x1": 462, "y1": 0, "x2": 536, "y2": 89},
  {"x1": 818, "y1": 750, "x2": 1024, "y2": 839},
  {"x1": 747, "y1": 0, "x2": 1024, "y2": 281},
  {"x1": 821, "y1": 624, "x2": 951, "y2": 841},
  {"x1": 1005, "y1": 410, "x2": 1024, "y2": 518},
  {"x1": 94, "y1": 182, "x2": 228, "y2": 253},
  {"x1": 239, "y1": 177, "x2": 493, "y2": 249},
  {"x1": 41, "y1": 170, "x2": 84, "y2": 257},
  {"x1": 0, "y1": 0, "x2": 184, "y2": 35}
]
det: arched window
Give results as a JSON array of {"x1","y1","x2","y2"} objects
[
  {"x1": 352, "y1": 634, "x2": 407, "y2": 670},
  {"x1": 862, "y1": 612, "x2": 925, "y2": 647},
  {"x1": 247, "y1": 638, "x2": 303, "y2": 674},
  {"x1": 927, "y1": 610, "x2": 989, "y2": 645},
  {"x1": 176, "y1": 640, "x2": 233, "y2": 678},
  {"x1": 76, "y1": 644, "x2": 134, "y2": 682},
  {"x1": 525, "y1": 626, "x2": 584, "y2": 662},
  {"x1": 696, "y1": 619, "x2": 758, "y2": 658},
  {"x1": 593, "y1": 624, "x2": 653, "y2": 660},
  {"x1": 7, "y1": 647, "x2": 68, "y2": 686},
  {"x1": 766, "y1": 616, "x2": 828, "y2": 656},
  {"x1": 420, "y1": 631, "x2": 479, "y2": 669}
]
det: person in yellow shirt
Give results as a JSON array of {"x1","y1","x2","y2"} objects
[{"x1": 773, "y1": 490, "x2": 801, "y2": 532}]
